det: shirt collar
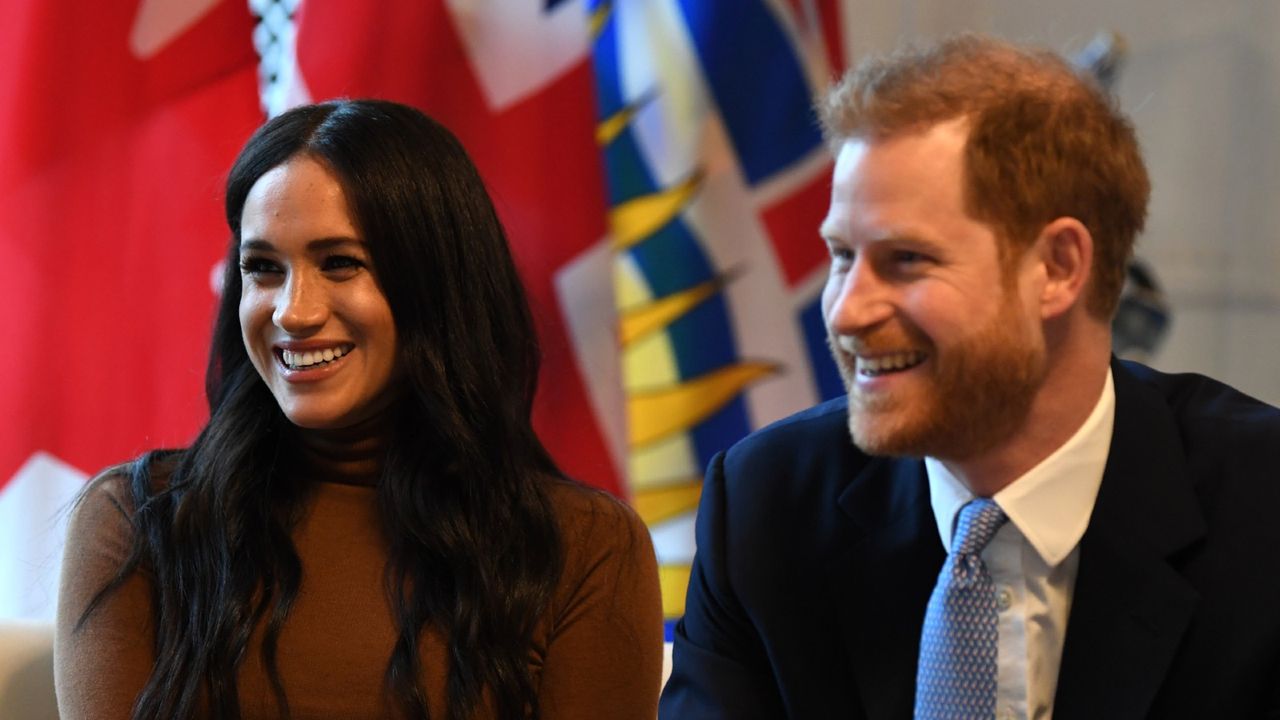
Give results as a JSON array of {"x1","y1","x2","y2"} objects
[{"x1": 925, "y1": 369, "x2": 1115, "y2": 567}]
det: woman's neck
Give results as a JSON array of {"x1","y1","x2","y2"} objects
[{"x1": 289, "y1": 414, "x2": 390, "y2": 486}]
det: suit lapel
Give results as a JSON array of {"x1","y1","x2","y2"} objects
[
  {"x1": 830, "y1": 456, "x2": 944, "y2": 720},
  {"x1": 1053, "y1": 361, "x2": 1206, "y2": 719}
]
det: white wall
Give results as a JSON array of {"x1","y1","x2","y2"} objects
[{"x1": 842, "y1": 0, "x2": 1280, "y2": 405}]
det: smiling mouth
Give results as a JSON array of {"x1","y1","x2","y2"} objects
[
  {"x1": 277, "y1": 345, "x2": 353, "y2": 371},
  {"x1": 856, "y1": 350, "x2": 927, "y2": 377}
]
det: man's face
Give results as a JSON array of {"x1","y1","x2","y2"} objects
[{"x1": 820, "y1": 119, "x2": 1047, "y2": 461}]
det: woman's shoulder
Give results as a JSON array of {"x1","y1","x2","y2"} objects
[
  {"x1": 545, "y1": 477, "x2": 646, "y2": 532},
  {"x1": 70, "y1": 451, "x2": 184, "y2": 540},
  {"x1": 543, "y1": 477, "x2": 655, "y2": 572},
  {"x1": 74, "y1": 465, "x2": 135, "y2": 526},
  {"x1": 537, "y1": 477, "x2": 662, "y2": 671}
]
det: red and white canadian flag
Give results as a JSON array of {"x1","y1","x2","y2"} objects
[
  {"x1": 0, "y1": 0, "x2": 626, "y2": 620},
  {"x1": 1, "y1": 0, "x2": 840, "y2": 624},
  {"x1": 0, "y1": 0, "x2": 263, "y2": 620}
]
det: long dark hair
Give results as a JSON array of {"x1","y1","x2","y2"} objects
[{"x1": 80, "y1": 100, "x2": 565, "y2": 719}]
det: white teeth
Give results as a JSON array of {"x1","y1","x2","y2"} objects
[
  {"x1": 857, "y1": 351, "x2": 926, "y2": 376},
  {"x1": 281, "y1": 346, "x2": 349, "y2": 369}
]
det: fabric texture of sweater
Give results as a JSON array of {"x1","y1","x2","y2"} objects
[{"x1": 54, "y1": 470, "x2": 663, "y2": 719}]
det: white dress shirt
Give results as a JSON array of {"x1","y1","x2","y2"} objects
[{"x1": 924, "y1": 370, "x2": 1115, "y2": 720}]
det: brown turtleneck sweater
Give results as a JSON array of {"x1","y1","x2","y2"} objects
[{"x1": 53, "y1": 436, "x2": 662, "y2": 719}]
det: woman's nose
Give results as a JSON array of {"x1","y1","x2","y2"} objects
[{"x1": 272, "y1": 272, "x2": 328, "y2": 334}]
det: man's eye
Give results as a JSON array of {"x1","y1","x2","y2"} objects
[
  {"x1": 239, "y1": 257, "x2": 281, "y2": 275},
  {"x1": 829, "y1": 246, "x2": 854, "y2": 266},
  {"x1": 893, "y1": 250, "x2": 926, "y2": 264}
]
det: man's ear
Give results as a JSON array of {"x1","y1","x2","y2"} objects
[{"x1": 1033, "y1": 217, "x2": 1092, "y2": 320}]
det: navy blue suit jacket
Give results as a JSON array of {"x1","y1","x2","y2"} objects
[{"x1": 661, "y1": 360, "x2": 1280, "y2": 719}]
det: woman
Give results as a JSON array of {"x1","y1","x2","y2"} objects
[{"x1": 54, "y1": 99, "x2": 662, "y2": 720}]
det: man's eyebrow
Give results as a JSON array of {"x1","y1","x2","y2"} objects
[{"x1": 881, "y1": 233, "x2": 944, "y2": 252}]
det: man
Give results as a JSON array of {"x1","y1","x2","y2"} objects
[{"x1": 660, "y1": 35, "x2": 1280, "y2": 719}]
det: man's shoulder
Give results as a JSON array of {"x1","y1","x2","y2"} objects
[
  {"x1": 701, "y1": 396, "x2": 892, "y2": 596},
  {"x1": 713, "y1": 395, "x2": 882, "y2": 515},
  {"x1": 1119, "y1": 359, "x2": 1280, "y2": 448},
  {"x1": 725, "y1": 395, "x2": 852, "y2": 461}
]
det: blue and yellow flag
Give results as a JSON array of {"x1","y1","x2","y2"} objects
[{"x1": 588, "y1": 0, "x2": 847, "y2": 633}]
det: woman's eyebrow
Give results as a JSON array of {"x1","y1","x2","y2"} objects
[
  {"x1": 239, "y1": 238, "x2": 275, "y2": 251},
  {"x1": 238, "y1": 236, "x2": 363, "y2": 252},
  {"x1": 306, "y1": 236, "x2": 364, "y2": 251}
]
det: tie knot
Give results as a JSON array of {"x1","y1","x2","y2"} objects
[{"x1": 951, "y1": 498, "x2": 1007, "y2": 557}]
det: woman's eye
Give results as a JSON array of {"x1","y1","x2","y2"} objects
[
  {"x1": 323, "y1": 255, "x2": 365, "y2": 273},
  {"x1": 239, "y1": 257, "x2": 281, "y2": 275}
]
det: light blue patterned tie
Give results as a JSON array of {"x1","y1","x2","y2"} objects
[{"x1": 914, "y1": 498, "x2": 1009, "y2": 719}]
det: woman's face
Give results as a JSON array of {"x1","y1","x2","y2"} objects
[{"x1": 237, "y1": 155, "x2": 399, "y2": 430}]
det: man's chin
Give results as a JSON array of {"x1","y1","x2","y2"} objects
[{"x1": 846, "y1": 410, "x2": 931, "y2": 458}]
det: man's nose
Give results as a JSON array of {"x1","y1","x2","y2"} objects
[
  {"x1": 827, "y1": 257, "x2": 893, "y2": 334},
  {"x1": 273, "y1": 272, "x2": 328, "y2": 334}
]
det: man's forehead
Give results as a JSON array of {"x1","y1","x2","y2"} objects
[
  {"x1": 846, "y1": 116, "x2": 973, "y2": 153},
  {"x1": 829, "y1": 119, "x2": 972, "y2": 203},
  {"x1": 831, "y1": 138, "x2": 869, "y2": 181}
]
